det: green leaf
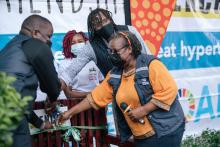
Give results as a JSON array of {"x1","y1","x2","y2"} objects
[{"x1": 0, "y1": 72, "x2": 32, "y2": 147}]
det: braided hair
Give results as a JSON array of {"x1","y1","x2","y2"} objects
[
  {"x1": 62, "y1": 30, "x2": 88, "y2": 58},
  {"x1": 87, "y1": 8, "x2": 116, "y2": 41}
]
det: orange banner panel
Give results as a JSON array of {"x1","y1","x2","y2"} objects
[{"x1": 130, "y1": 0, "x2": 176, "y2": 55}]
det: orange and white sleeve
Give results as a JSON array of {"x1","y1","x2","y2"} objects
[
  {"x1": 88, "y1": 72, "x2": 113, "y2": 110},
  {"x1": 149, "y1": 60, "x2": 178, "y2": 111}
]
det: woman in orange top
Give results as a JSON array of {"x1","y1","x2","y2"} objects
[{"x1": 58, "y1": 31, "x2": 185, "y2": 147}]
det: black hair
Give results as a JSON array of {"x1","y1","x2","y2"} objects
[
  {"x1": 87, "y1": 8, "x2": 116, "y2": 40},
  {"x1": 109, "y1": 31, "x2": 142, "y2": 58}
]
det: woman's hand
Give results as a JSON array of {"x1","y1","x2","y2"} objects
[
  {"x1": 58, "y1": 97, "x2": 93, "y2": 125},
  {"x1": 63, "y1": 86, "x2": 72, "y2": 98},
  {"x1": 57, "y1": 111, "x2": 71, "y2": 125},
  {"x1": 128, "y1": 102, "x2": 158, "y2": 122},
  {"x1": 60, "y1": 79, "x2": 67, "y2": 90},
  {"x1": 63, "y1": 86, "x2": 89, "y2": 98},
  {"x1": 127, "y1": 106, "x2": 147, "y2": 122}
]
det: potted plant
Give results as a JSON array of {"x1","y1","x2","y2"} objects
[{"x1": 0, "y1": 72, "x2": 32, "y2": 147}]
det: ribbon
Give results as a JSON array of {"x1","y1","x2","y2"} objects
[
  {"x1": 31, "y1": 125, "x2": 107, "y2": 142},
  {"x1": 33, "y1": 103, "x2": 106, "y2": 142},
  {"x1": 62, "y1": 127, "x2": 81, "y2": 142}
]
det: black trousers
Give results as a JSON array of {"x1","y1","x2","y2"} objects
[
  {"x1": 12, "y1": 118, "x2": 32, "y2": 147},
  {"x1": 134, "y1": 123, "x2": 185, "y2": 147}
]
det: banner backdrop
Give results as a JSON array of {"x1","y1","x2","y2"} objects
[
  {"x1": 131, "y1": 0, "x2": 220, "y2": 137},
  {"x1": 0, "y1": 0, "x2": 125, "y2": 51},
  {"x1": 128, "y1": 1, "x2": 216, "y2": 138},
  {"x1": 166, "y1": 0, "x2": 220, "y2": 136},
  {"x1": 1, "y1": 0, "x2": 220, "y2": 138}
]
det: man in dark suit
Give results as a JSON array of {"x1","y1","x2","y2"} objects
[{"x1": 0, "y1": 15, "x2": 61, "y2": 147}]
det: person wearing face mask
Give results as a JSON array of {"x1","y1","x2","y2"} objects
[
  {"x1": 54, "y1": 30, "x2": 103, "y2": 99},
  {"x1": 0, "y1": 15, "x2": 62, "y2": 147},
  {"x1": 58, "y1": 31, "x2": 185, "y2": 147},
  {"x1": 60, "y1": 8, "x2": 150, "y2": 87}
]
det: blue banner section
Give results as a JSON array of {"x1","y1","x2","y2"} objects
[
  {"x1": 0, "y1": 34, "x2": 16, "y2": 49},
  {"x1": 0, "y1": 33, "x2": 91, "y2": 53},
  {"x1": 0, "y1": 33, "x2": 65, "y2": 52},
  {"x1": 1, "y1": 32, "x2": 220, "y2": 71},
  {"x1": 159, "y1": 32, "x2": 220, "y2": 70},
  {"x1": 50, "y1": 33, "x2": 65, "y2": 52}
]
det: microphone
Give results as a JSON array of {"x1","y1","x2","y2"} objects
[{"x1": 120, "y1": 102, "x2": 145, "y2": 124}]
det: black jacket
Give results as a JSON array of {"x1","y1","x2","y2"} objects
[
  {"x1": 90, "y1": 25, "x2": 129, "y2": 76},
  {"x1": 0, "y1": 34, "x2": 60, "y2": 130}
]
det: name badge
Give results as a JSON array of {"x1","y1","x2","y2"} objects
[{"x1": 141, "y1": 78, "x2": 149, "y2": 85}]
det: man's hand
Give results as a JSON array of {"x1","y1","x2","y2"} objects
[
  {"x1": 44, "y1": 98, "x2": 58, "y2": 115},
  {"x1": 41, "y1": 121, "x2": 53, "y2": 130}
]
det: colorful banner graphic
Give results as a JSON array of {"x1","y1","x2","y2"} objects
[{"x1": 130, "y1": 0, "x2": 176, "y2": 55}]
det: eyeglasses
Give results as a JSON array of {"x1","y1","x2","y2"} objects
[
  {"x1": 109, "y1": 45, "x2": 128, "y2": 55},
  {"x1": 109, "y1": 32, "x2": 131, "y2": 55}
]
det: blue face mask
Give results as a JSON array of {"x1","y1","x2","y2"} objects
[{"x1": 71, "y1": 42, "x2": 85, "y2": 55}]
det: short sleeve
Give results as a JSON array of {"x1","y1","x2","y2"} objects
[
  {"x1": 149, "y1": 60, "x2": 178, "y2": 111},
  {"x1": 91, "y1": 72, "x2": 113, "y2": 108}
]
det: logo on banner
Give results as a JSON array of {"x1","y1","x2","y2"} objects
[
  {"x1": 178, "y1": 88, "x2": 195, "y2": 121},
  {"x1": 178, "y1": 84, "x2": 220, "y2": 123}
]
